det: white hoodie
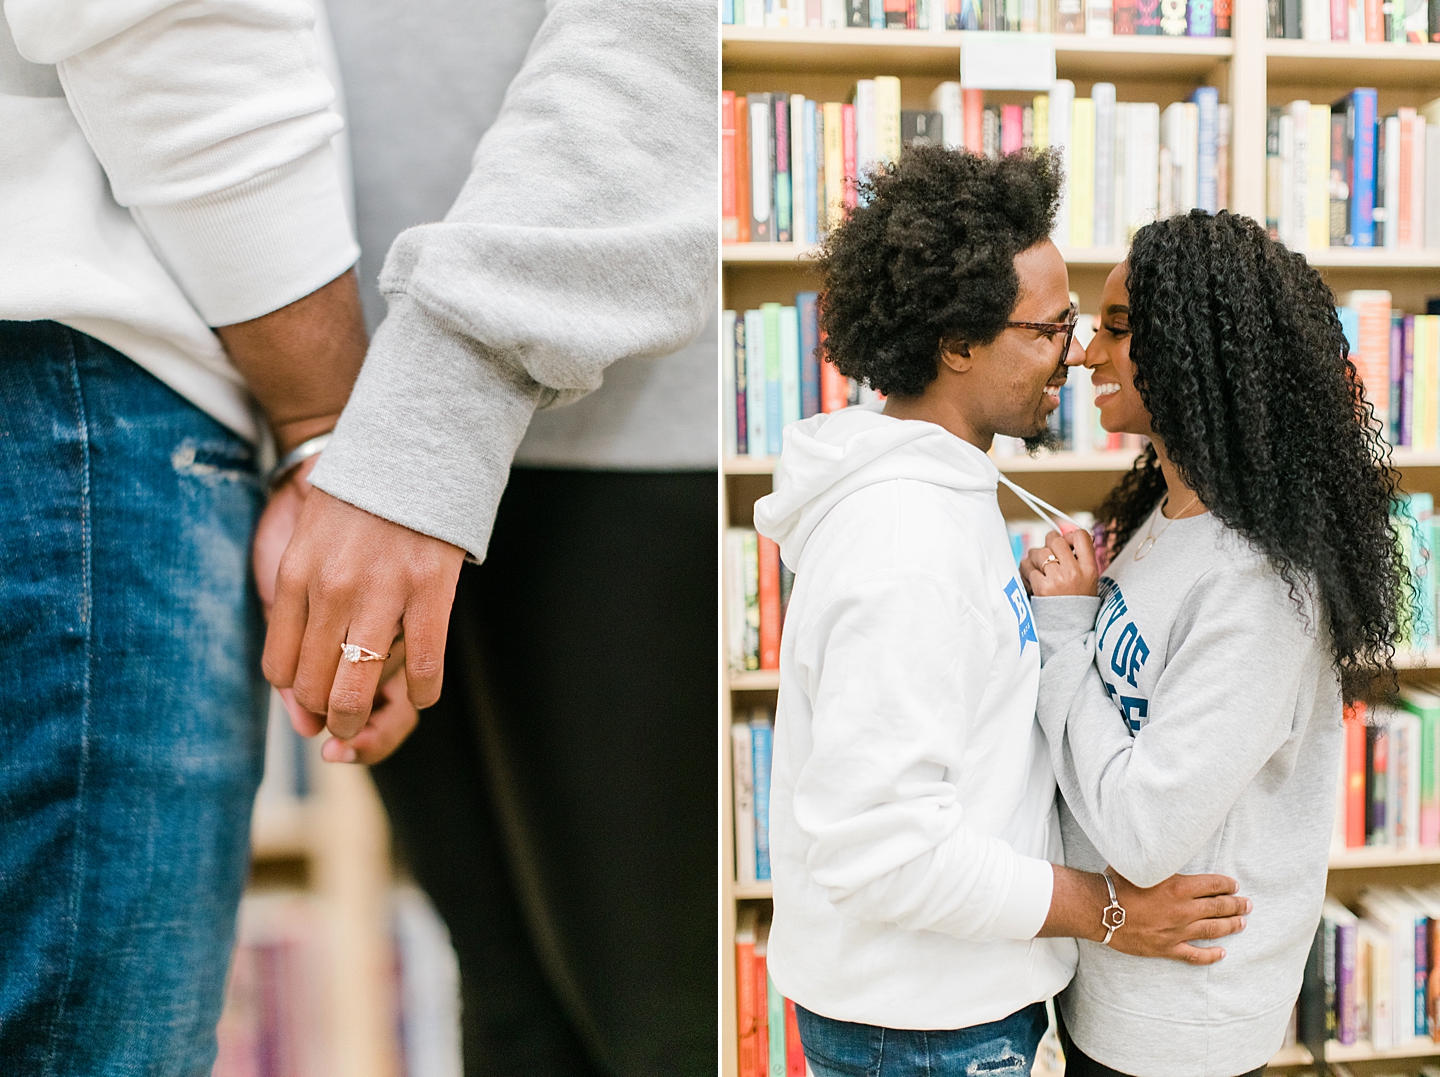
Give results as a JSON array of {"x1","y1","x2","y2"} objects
[{"x1": 753, "y1": 406, "x2": 1077, "y2": 1030}]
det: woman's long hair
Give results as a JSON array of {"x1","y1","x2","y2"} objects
[{"x1": 1097, "y1": 210, "x2": 1406, "y2": 699}]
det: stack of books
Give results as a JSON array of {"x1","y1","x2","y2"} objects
[
  {"x1": 1268, "y1": 0, "x2": 1440, "y2": 41},
  {"x1": 213, "y1": 888, "x2": 464, "y2": 1077},
  {"x1": 1336, "y1": 693, "x2": 1440, "y2": 855},
  {"x1": 735, "y1": 906, "x2": 806, "y2": 1077},
  {"x1": 1298, "y1": 886, "x2": 1440, "y2": 1051},
  {"x1": 722, "y1": 81, "x2": 1231, "y2": 253},
  {"x1": 1337, "y1": 291, "x2": 1440, "y2": 450},
  {"x1": 732, "y1": 709, "x2": 777, "y2": 886},
  {"x1": 724, "y1": 528, "x2": 790, "y2": 671},
  {"x1": 1267, "y1": 93, "x2": 1440, "y2": 252},
  {"x1": 722, "y1": 0, "x2": 1234, "y2": 35}
]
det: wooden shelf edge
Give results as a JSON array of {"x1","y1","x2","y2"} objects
[
  {"x1": 734, "y1": 881, "x2": 775, "y2": 900},
  {"x1": 1329, "y1": 844, "x2": 1440, "y2": 868},
  {"x1": 1265, "y1": 38, "x2": 1440, "y2": 62},
  {"x1": 729, "y1": 669, "x2": 781, "y2": 691},
  {"x1": 722, "y1": 25, "x2": 1234, "y2": 56},
  {"x1": 1273, "y1": 1037, "x2": 1440, "y2": 1065}
]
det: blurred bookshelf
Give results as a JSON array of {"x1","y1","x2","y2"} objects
[{"x1": 720, "y1": 2, "x2": 1440, "y2": 1073}]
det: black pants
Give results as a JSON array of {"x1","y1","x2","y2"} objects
[
  {"x1": 371, "y1": 469, "x2": 716, "y2": 1077},
  {"x1": 1057, "y1": 1009, "x2": 1266, "y2": 1077}
]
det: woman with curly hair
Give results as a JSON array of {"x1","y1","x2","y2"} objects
[
  {"x1": 752, "y1": 148, "x2": 1249, "y2": 1077},
  {"x1": 1025, "y1": 209, "x2": 1406, "y2": 1077}
]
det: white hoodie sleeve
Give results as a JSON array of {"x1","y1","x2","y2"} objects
[
  {"x1": 6, "y1": 0, "x2": 358, "y2": 325},
  {"x1": 793, "y1": 570, "x2": 1055, "y2": 942}
]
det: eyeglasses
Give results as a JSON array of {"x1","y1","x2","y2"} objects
[{"x1": 1004, "y1": 305, "x2": 1079, "y2": 359}]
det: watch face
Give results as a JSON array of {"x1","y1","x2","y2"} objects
[{"x1": 1102, "y1": 905, "x2": 1126, "y2": 932}]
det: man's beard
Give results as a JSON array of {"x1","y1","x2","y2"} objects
[{"x1": 1023, "y1": 425, "x2": 1061, "y2": 454}]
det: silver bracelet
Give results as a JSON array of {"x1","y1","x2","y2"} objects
[
  {"x1": 267, "y1": 432, "x2": 332, "y2": 491},
  {"x1": 1100, "y1": 871, "x2": 1126, "y2": 946}
]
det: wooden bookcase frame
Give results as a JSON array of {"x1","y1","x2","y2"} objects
[{"x1": 721, "y1": 9, "x2": 1440, "y2": 1073}]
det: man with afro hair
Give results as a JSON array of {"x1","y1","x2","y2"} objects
[{"x1": 752, "y1": 146, "x2": 1250, "y2": 1076}]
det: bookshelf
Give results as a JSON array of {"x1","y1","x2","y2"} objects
[
  {"x1": 245, "y1": 716, "x2": 400, "y2": 1077},
  {"x1": 721, "y1": 6, "x2": 1440, "y2": 1075}
]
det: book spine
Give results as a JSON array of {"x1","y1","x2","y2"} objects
[
  {"x1": 1113, "y1": 0, "x2": 1137, "y2": 30},
  {"x1": 1092, "y1": 84, "x2": 1116, "y2": 245},
  {"x1": 751, "y1": 717, "x2": 774, "y2": 877},
  {"x1": 1001, "y1": 103, "x2": 1025, "y2": 156},
  {"x1": 1033, "y1": 93, "x2": 1049, "y2": 151},
  {"x1": 870, "y1": 0, "x2": 884, "y2": 27},
  {"x1": 774, "y1": 98, "x2": 792, "y2": 244},
  {"x1": 736, "y1": 933, "x2": 758, "y2": 1077},
  {"x1": 1071, "y1": 97, "x2": 1096, "y2": 247},
  {"x1": 731, "y1": 722, "x2": 757, "y2": 884},
  {"x1": 734, "y1": 312, "x2": 748, "y2": 455},
  {"x1": 1214, "y1": 0, "x2": 1231, "y2": 33},
  {"x1": 779, "y1": 306, "x2": 801, "y2": 426},
  {"x1": 1135, "y1": 0, "x2": 1160, "y2": 31},
  {"x1": 874, "y1": 76, "x2": 902, "y2": 167},
  {"x1": 1087, "y1": 0, "x2": 1113, "y2": 33},
  {"x1": 784, "y1": 999, "x2": 805, "y2": 1077},
  {"x1": 749, "y1": 95, "x2": 773, "y2": 243},
  {"x1": 805, "y1": 101, "x2": 819, "y2": 244},
  {"x1": 1399, "y1": 110, "x2": 1416, "y2": 247},
  {"x1": 1413, "y1": 114, "x2": 1427, "y2": 247},
  {"x1": 1402, "y1": 314, "x2": 1415, "y2": 445},
  {"x1": 1331, "y1": 0, "x2": 1348, "y2": 35},
  {"x1": 823, "y1": 102, "x2": 844, "y2": 230},
  {"x1": 758, "y1": 536, "x2": 781, "y2": 671},
  {"x1": 1338, "y1": 917, "x2": 1358, "y2": 1043},
  {"x1": 1432, "y1": 0, "x2": 1440, "y2": 39},
  {"x1": 1365, "y1": 0, "x2": 1383, "y2": 41},
  {"x1": 798, "y1": 292, "x2": 821, "y2": 418},
  {"x1": 1284, "y1": 0, "x2": 1302, "y2": 35},
  {"x1": 735, "y1": 94, "x2": 752, "y2": 243},
  {"x1": 1308, "y1": 104, "x2": 1331, "y2": 249},
  {"x1": 1058, "y1": 0, "x2": 1084, "y2": 30},
  {"x1": 963, "y1": 88, "x2": 985, "y2": 154},
  {"x1": 1160, "y1": 0, "x2": 1187, "y2": 34},
  {"x1": 846, "y1": 0, "x2": 868, "y2": 23},
  {"x1": 745, "y1": 310, "x2": 767, "y2": 463},
  {"x1": 1217, "y1": 103, "x2": 1232, "y2": 210},
  {"x1": 1267, "y1": 107, "x2": 1282, "y2": 238},
  {"x1": 763, "y1": 303, "x2": 783, "y2": 454},
  {"x1": 1347, "y1": 705, "x2": 1367, "y2": 847},
  {"x1": 1049, "y1": 81, "x2": 1074, "y2": 245},
  {"x1": 753, "y1": 934, "x2": 770, "y2": 1075},
  {"x1": 1353, "y1": 90, "x2": 1378, "y2": 246},
  {"x1": 723, "y1": 93, "x2": 739, "y2": 243},
  {"x1": 1193, "y1": 87, "x2": 1219, "y2": 213},
  {"x1": 724, "y1": 310, "x2": 739, "y2": 457},
  {"x1": 767, "y1": 973, "x2": 786, "y2": 1077},
  {"x1": 1422, "y1": 697, "x2": 1439, "y2": 845},
  {"x1": 742, "y1": 529, "x2": 760, "y2": 668},
  {"x1": 820, "y1": 332, "x2": 847, "y2": 413},
  {"x1": 1331, "y1": 110, "x2": 1349, "y2": 246},
  {"x1": 1188, "y1": 0, "x2": 1215, "y2": 34},
  {"x1": 789, "y1": 96, "x2": 806, "y2": 248},
  {"x1": 1420, "y1": 913, "x2": 1433, "y2": 1036},
  {"x1": 842, "y1": 104, "x2": 857, "y2": 210},
  {"x1": 1324, "y1": 917, "x2": 1338, "y2": 1041}
]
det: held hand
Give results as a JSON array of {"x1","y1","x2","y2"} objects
[
  {"x1": 320, "y1": 641, "x2": 420, "y2": 765},
  {"x1": 1025, "y1": 528, "x2": 1100, "y2": 597},
  {"x1": 1106, "y1": 869, "x2": 1251, "y2": 966},
  {"x1": 262, "y1": 487, "x2": 466, "y2": 741}
]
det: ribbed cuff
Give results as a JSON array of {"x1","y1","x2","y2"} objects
[
  {"x1": 308, "y1": 293, "x2": 542, "y2": 562},
  {"x1": 1031, "y1": 595, "x2": 1101, "y2": 663},
  {"x1": 997, "y1": 855, "x2": 1056, "y2": 941},
  {"x1": 133, "y1": 143, "x2": 358, "y2": 326}
]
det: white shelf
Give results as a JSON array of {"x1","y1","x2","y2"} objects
[
  {"x1": 723, "y1": 242, "x2": 1131, "y2": 266},
  {"x1": 1272, "y1": 1036, "x2": 1440, "y2": 1066},
  {"x1": 250, "y1": 796, "x2": 312, "y2": 860},
  {"x1": 1266, "y1": 38, "x2": 1440, "y2": 87},
  {"x1": 726, "y1": 451, "x2": 1144, "y2": 475},
  {"x1": 729, "y1": 668, "x2": 781, "y2": 691},
  {"x1": 722, "y1": 26, "x2": 1233, "y2": 78},
  {"x1": 734, "y1": 881, "x2": 774, "y2": 900},
  {"x1": 1329, "y1": 844, "x2": 1440, "y2": 868}
]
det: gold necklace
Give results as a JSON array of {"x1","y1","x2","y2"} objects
[{"x1": 1133, "y1": 491, "x2": 1202, "y2": 560}]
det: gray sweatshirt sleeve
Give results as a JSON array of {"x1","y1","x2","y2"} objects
[
  {"x1": 308, "y1": 0, "x2": 717, "y2": 560},
  {"x1": 1032, "y1": 568, "x2": 1320, "y2": 888}
]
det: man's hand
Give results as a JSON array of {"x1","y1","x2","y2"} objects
[
  {"x1": 1105, "y1": 869, "x2": 1250, "y2": 965},
  {"x1": 1025, "y1": 528, "x2": 1100, "y2": 597},
  {"x1": 262, "y1": 488, "x2": 466, "y2": 740},
  {"x1": 1040, "y1": 865, "x2": 1249, "y2": 965}
]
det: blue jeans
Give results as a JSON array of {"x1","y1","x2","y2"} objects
[
  {"x1": 0, "y1": 322, "x2": 267, "y2": 1075},
  {"x1": 794, "y1": 1001, "x2": 1047, "y2": 1077}
]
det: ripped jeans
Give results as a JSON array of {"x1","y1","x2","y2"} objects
[
  {"x1": 0, "y1": 322, "x2": 267, "y2": 1074},
  {"x1": 794, "y1": 1001, "x2": 1047, "y2": 1077}
]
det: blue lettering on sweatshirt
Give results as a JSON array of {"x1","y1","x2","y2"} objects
[
  {"x1": 1096, "y1": 578, "x2": 1152, "y2": 732},
  {"x1": 1004, "y1": 578, "x2": 1038, "y2": 655}
]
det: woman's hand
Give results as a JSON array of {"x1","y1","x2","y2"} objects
[{"x1": 1024, "y1": 528, "x2": 1100, "y2": 597}]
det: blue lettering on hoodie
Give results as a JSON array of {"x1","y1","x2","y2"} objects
[
  {"x1": 1095, "y1": 578, "x2": 1152, "y2": 732},
  {"x1": 1004, "y1": 578, "x2": 1038, "y2": 655}
]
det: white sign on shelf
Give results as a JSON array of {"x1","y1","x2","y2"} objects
[{"x1": 960, "y1": 33, "x2": 1057, "y2": 91}]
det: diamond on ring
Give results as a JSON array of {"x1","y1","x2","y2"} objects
[
  {"x1": 1043, "y1": 554, "x2": 1060, "y2": 567},
  {"x1": 341, "y1": 643, "x2": 390, "y2": 663}
]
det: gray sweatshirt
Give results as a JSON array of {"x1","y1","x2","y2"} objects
[
  {"x1": 1032, "y1": 506, "x2": 1342, "y2": 1077},
  {"x1": 309, "y1": 0, "x2": 717, "y2": 561}
]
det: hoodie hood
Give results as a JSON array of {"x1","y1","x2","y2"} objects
[{"x1": 753, "y1": 405, "x2": 1000, "y2": 570}]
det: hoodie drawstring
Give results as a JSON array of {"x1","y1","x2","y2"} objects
[{"x1": 996, "y1": 475, "x2": 1086, "y2": 535}]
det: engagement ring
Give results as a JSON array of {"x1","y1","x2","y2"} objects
[{"x1": 340, "y1": 643, "x2": 390, "y2": 663}]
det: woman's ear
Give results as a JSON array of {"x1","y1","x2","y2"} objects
[{"x1": 939, "y1": 341, "x2": 972, "y2": 374}]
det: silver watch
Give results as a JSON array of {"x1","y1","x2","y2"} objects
[{"x1": 1100, "y1": 871, "x2": 1126, "y2": 945}]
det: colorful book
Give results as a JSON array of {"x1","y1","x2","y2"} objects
[
  {"x1": 758, "y1": 535, "x2": 781, "y2": 671},
  {"x1": 751, "y1": 713, "x2": 775, "y2": 880},
  {"x1": 748, "y1": 93, "x2": 773, "y2": 242},
  {"x1": 735, "y1": 907, "x2": 760, "y2": 1077},
  {"x1": 732, "y1": 721, "x2": 757, "y2": 884},
  {"x1": 798, "y1": 292, "x2": 821, "y2": 418},
  {"x1": 723, "y1": 92, "x2": 739, "y2": 242}
]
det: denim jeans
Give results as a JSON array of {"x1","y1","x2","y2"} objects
[
  {"x1": 0, "y1": 322, "x2": 267, "y2": 1075},
  {"x1": 794, "y1": 1001, "x2": 1048, "y2": 1077}
]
